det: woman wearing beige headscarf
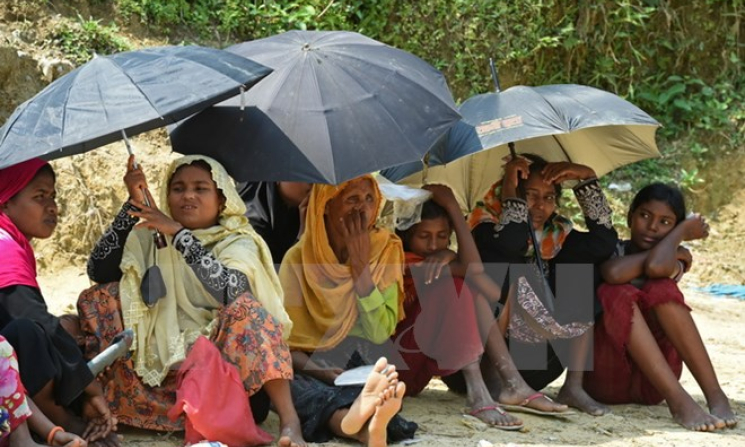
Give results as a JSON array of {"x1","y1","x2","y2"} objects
[{"x1": 77, "y1": 155, "x2": 305, "y2": 447}]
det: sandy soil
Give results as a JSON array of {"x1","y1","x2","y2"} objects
[{"x1": 38, "y1": 269, "x2": 744, "y2": 447}]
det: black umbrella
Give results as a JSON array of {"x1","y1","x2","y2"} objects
[
  {"x1": 170, "y1": 30, "x2": 461, "y2": 184},
  {"x1": 0, "y1": 45, "x2": 272, "y2": 169}
]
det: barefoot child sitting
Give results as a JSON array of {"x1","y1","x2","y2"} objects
[{"x1": 584, "y1": 183, "x2": 737, "y2": 431}]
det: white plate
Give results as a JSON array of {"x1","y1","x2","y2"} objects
[{"x1": 334, "y1": 365, "x2": 376, "y2": 386}]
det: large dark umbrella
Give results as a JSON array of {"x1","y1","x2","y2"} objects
[
  {"x1": 383, "y1": 84, "x2": 660, "y2": 192},
  {"x1": 0, "y1": 45, "x2": 272, "y2": 169},
  {"x1": 169, "y1": 30, "x2": 461, "y2": 184},
  {"x1": 381, "y1": 84, "x2": 660, "y2": 210}
]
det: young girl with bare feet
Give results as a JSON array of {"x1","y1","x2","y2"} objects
[
  {"x1": 394, "y1": 185, "x2": 523, "y2": 429},
  {"x1": 0, "y1": 159, "x2": 117, "y2": 447},
  {"x1": 584, "y1": 183, "x2": 737, "y2": 431}
]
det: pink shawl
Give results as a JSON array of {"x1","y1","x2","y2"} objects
[{"x1": 0, "y1": 158, "x2": 49, "y2": 289}]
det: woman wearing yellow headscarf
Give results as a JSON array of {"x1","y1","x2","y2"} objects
[
  {"x1": 279, "y1": 175, "x2": 417, "y2": 445},
  {"x1": 77, "y1": 155, "x2": 305, "y2": 447}
]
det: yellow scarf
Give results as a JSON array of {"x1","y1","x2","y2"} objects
[
  {"x1": 120, "y1": 155, "x2": 292, "y2": 387},
  {"x1": 279, "y1": 175, "x2": 405, "y2": 351}
]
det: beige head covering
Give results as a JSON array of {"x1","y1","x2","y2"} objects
[{"x1": 120, "y1": 155, "x2": 291, "y2": 386}]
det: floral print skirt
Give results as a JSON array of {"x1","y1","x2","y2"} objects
[{"x1": 77, "y1": 282, "x2": 292, "y2": 431}]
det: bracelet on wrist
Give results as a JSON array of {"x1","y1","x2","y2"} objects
[{"x1": 47, "y1": 426, "x2": 64, "y2": 445}]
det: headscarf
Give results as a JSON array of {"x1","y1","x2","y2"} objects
[
  {"x1": 0, "y1": 159, "x2": 50, "y2": 289},
  {"x1": 468, "y1": 179, "x2": 573, "y2": 260},
  {"x1": 279, "y1": 175, "x2": 405, "y2": 351},
  {"x1": 119, "y1": 155, "x2": 292, "y2": 386}
]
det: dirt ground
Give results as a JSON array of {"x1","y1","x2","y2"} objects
[
  {"x1": 3, "y1": 2, "x2": 744, "y2": 445},
  {"x1": 38, "y1": 265, "x2": 744, "y2": 447}
]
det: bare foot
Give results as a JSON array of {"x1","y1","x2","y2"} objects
[
  {"x1": 368, "y1": 381, "x2": 406, "y2": 447},
  {"x1": 499, "y1": 384, "x2": 569, "y2": 414},
  {"x1": 664, "y1": 393, "x2": 725, "y2": 432},
  {"x1": 340, "y1": 358, "x2": 397, "y2": 435},
  {"x1": 278, "y1": 421, "x2": 306, "y2": 447},
  {"x1": 708, "y1": 389, "x2": 737, "y2": 428},
  {"x1": 556, "y1": 385, "x2": 610, "y2": 416}
]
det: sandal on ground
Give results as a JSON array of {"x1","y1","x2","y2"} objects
[
  {"x1": 464, "y1": 405, "x2": 524, "y2": 431},
  {"x1": 500, "y1": 392, "x2": 576, "y2": 417}
]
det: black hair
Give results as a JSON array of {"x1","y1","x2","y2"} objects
[
  {"x1": 628, "y1": 182, "x2": 686, "y2": 225},
  {"x1": 37, "y1": 163, "x2": 56, "y2": 181},
  {"x1": 170, "y1": 160, "x2": 227, "y2": 204},
  {"x1": 521, "y1": 153, "x2": 562, "y2": 205},
  {"x1": 397, "y1": 199, "x2": 452, "y2": 252}
]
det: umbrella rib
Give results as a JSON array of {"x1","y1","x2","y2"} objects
[
  {"x1": 39, "y1": 72, "x2": 77, "y2": 154},
  {"x1": 104, "y1": 57, "x2": 160, "y2": 121},
  {"x1": 551, "y1": 137, "x2": 573, "y2": 163},
  {"x1": 322, "y1": 61, "x2": 423, "y2": 182}
]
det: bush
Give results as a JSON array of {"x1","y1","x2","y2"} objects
[{"x1": 54, "y1": 16, "x2": 132, "y2": 63}]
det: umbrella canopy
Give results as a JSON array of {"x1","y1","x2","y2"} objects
[
  {"x1": 169, "y1": 30, "x2": 461, "y2": 184},
  {"x1": 381, "y1": 84, "x2": 661, "y2": 211},
  {"x1": 0, "y1": 45, "x2": 272, "y2": 169}
]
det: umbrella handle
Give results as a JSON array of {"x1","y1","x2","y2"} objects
[
  {"x1": 122, "y1": 130, "x2": 167, "y2": 249},
  {"x1": 510, "y1": 141, "x2": 553, "y2": 311}
]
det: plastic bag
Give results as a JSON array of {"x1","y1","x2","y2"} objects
[
  {"x1": 167, "y1": 336, "x2": 273, "y2": 447},
  {"x1": 375, "y1": 175, "x2": 432, "y2": 231}
]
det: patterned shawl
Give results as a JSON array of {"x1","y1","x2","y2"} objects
[{"x1": 468, "y1": 179, "x2": 573, "y2": 260}]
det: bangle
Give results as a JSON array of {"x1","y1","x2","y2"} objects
[{"x1": 47, "y1": 426, "x2": 64, "y2": 445}]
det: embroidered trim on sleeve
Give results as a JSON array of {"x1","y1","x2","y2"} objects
[
  {"x1": 574, "y1": 179, "x2": 613, "y2": 229},
  {"x1": 88, "y1": 203, "x2": 139, "y2": 262},
  {"x1": 493, "y1": 198, "x2": 529, "y2": 238},
  {"x1": 173, "y1": 229, "x2": 251, "y2": 304}
]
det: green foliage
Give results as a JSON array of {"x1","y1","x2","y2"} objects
[
  {"x1": 54, "y1": 16, "x2": 132, "y2": 63},
  {"x1": 47, "y1": 0, "x2": 745, "y2": 212}
]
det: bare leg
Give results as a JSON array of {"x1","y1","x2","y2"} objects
[
  {"x1": 341, "y1": 357, "x2": 397, "y2": 435},
  {"x1": 263, "y1": 379, "x2": 306, "y2": 447},
  {"x1": 653, "y1": 302, "x2": 736, "y2": 427},
  {"x1": 619, "y1": 302, "x2": 723, "y2": 431},
  {"x1": 32, "y1": 381, "x2": 87, "y2": 435},
  {"x1": 367, "y1": 382, "x2": 406, "y2": 447},
  {"x1": 461, "y1": 360, "x2": 522, "y2": 428},
  {"x1": 556, "y1": 331, "x2": 610, "y2": 416},
  {"x1": 474, "y1": 295, "x2": 567, "y2": 413},
  {"x1": 8, "y1": 422, "x2": 47, "y2": 447}
]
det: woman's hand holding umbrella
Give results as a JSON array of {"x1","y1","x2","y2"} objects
[
  {"x1": 501, "y1": 156, "x2": 531, "y2": 200},
  {"x1": 128, "y1": 188, "x2": 184, "y2": 237},
  {"x1": 124, "y1": 155, "x2": 150, "y2": 204}
]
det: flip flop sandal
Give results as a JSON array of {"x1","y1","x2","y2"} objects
[
  {"x1": 500, "y1": 392, "x2": 576, "y2": 417},
  {"x1": 463, "y1": 405, "x2": 525, "y2": 431}
]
